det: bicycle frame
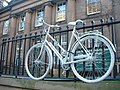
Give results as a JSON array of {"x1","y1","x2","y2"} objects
[
  {"x1": 39, "y1": 22, "x2": 90, "y2": 65},
  {"x1": 25, "y1": 19, "x2": 116, "y2": 83}
]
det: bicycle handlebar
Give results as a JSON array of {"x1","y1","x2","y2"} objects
[
  {"x1": 42, "y1": 19, "x2": 84, "y2": 28},
  {"x1": 68, "y1": 20, "x2": 84, "y2": 26},
  {"x1": 42, "y1": 19, "x2": 60, "y2": 28}
]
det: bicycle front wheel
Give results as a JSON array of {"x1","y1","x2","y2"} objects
[
  {"x1": 71, "y1": 33, "x2": 115, "y2": 83},
  {"x1": 25, "y1": 43, "x2": 52, "y2": 80}
]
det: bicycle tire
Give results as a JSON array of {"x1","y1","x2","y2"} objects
[
  {"x1": 71, "y1": 33, "x2": 115, "y2": 83},
  {"x1": 25, "y1": 43, "x2": 52, "y2": 80}
]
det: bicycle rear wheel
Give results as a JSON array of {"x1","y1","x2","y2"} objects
[
  {"x1": 71, "y1": 33, "x2": 115, "y2": 83},
  {"x1": 25, "y1": 43, "x2": 52, "y2": 80}
]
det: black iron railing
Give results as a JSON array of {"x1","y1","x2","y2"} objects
[{"x1": 0, "y1": 17, "x2": 119, "y2": 80}]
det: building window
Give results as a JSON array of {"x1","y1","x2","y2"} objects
[
  {"x1": 19, "y1": 15, "x2": 25, "y2": 31},
  {"x1": 35, "y1": 9, "x2": 44, "y2": 27},
  {"x1": 61, "y1": 34, "x2": 67, "y2": 49},
  {"x1": 3, "y1": 20, "x2": 9, "y2": 35},
  {"x1": 56, "y1": 2, "x2": 66, "y2": 22},
  {"x1": 2, "y1": 0, "x2": 11, "y2": 7},
  {"x1": 87, "y1": 0, "x2": 101, "y2": 15}
]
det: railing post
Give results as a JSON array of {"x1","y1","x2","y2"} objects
[
  {"x1": 5, "y1": 38, "x2": 10, "y2": 74},
  {"x1": 12, "y1": 37, "x2": 16, "y2": 75},
  {"x1": 51, "y1": 29, "x2": 54, "y2": 78},
  {"x1": 0, "y1": 39, "x2": 4, "y2": 76},
  {"x1": 91, "y1": 20, "x2": 95, "y2": 31},
  {"x1": 58, "y1": 27, "x2": 62, "y2": 78},
  {"x1": 28, "y1": 33, "x2": 32, "y2": 51},
  {"x1": 82, "y1": 22, "x2": 86, "y2": 79},
  {"x1": 17, "y1": 35, "x2": 23, "y2": 76},
  {"x1": 14, "y1": 36, "x2": 18, "y2": 78},
  {"x1": 91, "y1": 20, "x2": 95, "y2": 79},
  {"x1": 2, "y1": 39, "x2": 7, "y2": 74},
  {"x1": 26, "y1": 33, "x2": 32, "y2": 76},
  {"x1": 100, "y1": 19, "x2": 104, "y2": 34},
  {"x1": 34, "y1": 32, "x2": 37, "y2": 44},
  {"x1": 66, "y1": 25, "x2": 69, "y2": 78},
  {"x1": 110, "y1": 17, "x2": 117, "y2": 78},
  {"x1": 22, "y1": 34, "x2": 27, "y2": 76}
]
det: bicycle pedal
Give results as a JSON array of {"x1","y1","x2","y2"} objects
[{"x1": 62, "y1": 71, "x2": 66, "y2": 76}]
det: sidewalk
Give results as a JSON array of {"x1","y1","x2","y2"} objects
[
  {"x1": 0, "y1": 85, "x2": 27, "y2": 90},
  {"x1": 0, "y1": 77, "x2": 120, "y2": 90}
]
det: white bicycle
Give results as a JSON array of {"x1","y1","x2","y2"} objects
[{"x1": 25, "y1": 20, "x2": 116, "y2": 83}]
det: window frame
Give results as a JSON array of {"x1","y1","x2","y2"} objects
[
  {"x1": 56, "y1": 1, "x2": 66, "y2": 22},
  {"x1": 3, "y1": 19, "x2": 9, "y2": 35},
  {"x1": 35, "y1": 9, "x2": 44, "y2": 27},
  {"x1": 19, "y1": 14, "x2": 26, "y2": 31},
  {"x1": 86, "y1": 0, "x2": 101, "y2": 15}
]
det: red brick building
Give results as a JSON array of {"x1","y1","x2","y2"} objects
[{"x1": 0, "y1": 0, "x2": 113, "y2": 38}]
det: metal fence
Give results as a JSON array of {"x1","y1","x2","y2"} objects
[{"x1": 0, "y1": 17, "x2": 120, "y2": 80}]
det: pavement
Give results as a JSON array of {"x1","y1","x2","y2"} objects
[
  {"x1": 0, "y1": 77, "x2": 120, "y2": 90},
  {"x1": 0, "y1": 85, "x2": 27, "y2": 90}
]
